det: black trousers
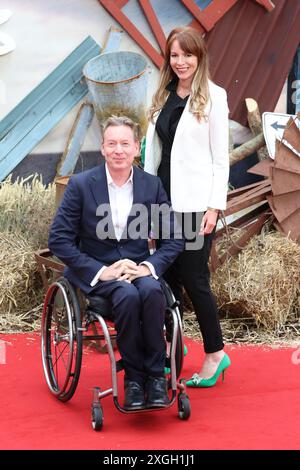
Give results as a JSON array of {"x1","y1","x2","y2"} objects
[
  {"x1": 91, "y1": 276, "x2": 166, "y2": 384},
  {"x1": 163, "y1": 213, "x2": 224, "y2": 354}
]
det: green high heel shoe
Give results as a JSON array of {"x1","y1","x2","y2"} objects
[
  {"x1": 186, "y1": 353, "x2": 231, "y2": 388},
  {"x1": 164, "y1": 344, "x2": 188, "y2": 375}
]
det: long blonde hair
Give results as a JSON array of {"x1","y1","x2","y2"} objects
[{"x1": 149, "y1": 26, "x2": 210, "y2": 123}]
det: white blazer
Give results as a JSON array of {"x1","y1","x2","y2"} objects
[{"x1": 144, "y1": 80, "x2": 229, "y2": 212}]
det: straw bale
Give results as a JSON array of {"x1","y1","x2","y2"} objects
[
  {"x1": 0, "y1": 175, "x2": 56, "y2": 331},
  {"x1": 0, "y1": 174, "x2": 56, "y2": 248},
  {"x1": 211, "y1": 231, "x2": 300, "y2": 331},
  {"x1": 0, "y1": 232, "x2": 44, "y2": 331}
]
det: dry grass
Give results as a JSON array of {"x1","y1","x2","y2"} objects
[
  {"x1": 183, "y1": 229, "x2": 300, "y2": 346},
  {"x1": 0, "y1": 174, "x2": 56, "y2": 248},
  {"x1": 183, "y1": 312, "x2": 300, "y2": 347},
  {"x1": 0, "y1": 175, "x2": 55, "y2": 332},
  {"x1": 0, "y1": 232, "x2": 44, "y2": 331},
  {"x1": 211, "y1": 230, "x2": 300, "y2": 331}
]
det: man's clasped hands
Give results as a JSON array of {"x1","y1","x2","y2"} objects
[{"x1": 99, "y1": 259, "x2": 151, "y2": 283}]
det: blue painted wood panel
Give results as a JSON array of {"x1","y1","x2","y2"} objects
[
  {"x1": 149, "y1": 0, "x2": 193, "y2": 35},
  {"x1": 102, "y1": 26, "x2": 123, "y2": 53}
]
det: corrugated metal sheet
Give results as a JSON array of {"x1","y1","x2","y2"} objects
[{"x1": 206, "y1": 0, "x2": 300, "y2": 125}]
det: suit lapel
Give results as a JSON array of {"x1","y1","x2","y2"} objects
[
  {"x1": 89, "y1": 164, "x2": 116, "y2": 239},
  {"x1": 89, "y1": 163, "x2": 109, "y2": 207}
]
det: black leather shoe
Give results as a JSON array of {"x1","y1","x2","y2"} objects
[
  {"x1": 123, "y1": 381, "x2": 146, "y2": 411},
  {"x1": 146, "y1": 376, "x2": 169, "y2": 408}
]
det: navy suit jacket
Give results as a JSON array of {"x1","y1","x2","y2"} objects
[{"x1": 48, "y1": 164, "x2": 184, "y2": 293}]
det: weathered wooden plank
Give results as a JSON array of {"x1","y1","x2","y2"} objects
[
  {"x1": 102, "y1": 25, "x2": 124, "y2": 53},
  {"x1": 56, "y1": 103, "x2": 95, "y2": 177},
  {"x1": 181, "y1": 0, "x2": 238, "y2": 31},
  {"x1": 227, "y1": 180, "x2": 266, "y2": 200},
  {"x1": 255, "y1": 0, "x2": 275, "y2": 12},
  {"x1": 226, "y1": 180, "x2": 271, "y2": 207},
  {"x1": 224, "y1": 187, "x2": 271, "y2": 217},
  {"x1": 215, "y1": 202, "x2": 269, "y2": 239},
  {"x1": 0, "y1": 36, "x2": 101, "y2": 181},
  {"x1": 98, "y1": 0, "x2": 163, "y2": 68},
  {"x1": 138, "y1": 0, "x2": 166, "y2": 54}
]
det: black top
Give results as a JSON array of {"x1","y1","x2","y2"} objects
[{"x1": 155, "y1": 79, "x2": 189, "y2": 200}]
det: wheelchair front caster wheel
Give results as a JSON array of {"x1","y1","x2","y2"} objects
[
  {"x1": 178, "y1": 393, "x2": 191, "y2": 420},
  {"x1": 91, "y1": 404, "x2": 103, "y2": 431}
]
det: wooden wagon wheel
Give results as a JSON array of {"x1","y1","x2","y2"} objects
[{"x1": 267, "y1": 115, "x2": 300, "y2": 243}]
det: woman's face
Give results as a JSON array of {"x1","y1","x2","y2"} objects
[{"x1": 170, "y1": 39, "x2": 198, "y2": 83}]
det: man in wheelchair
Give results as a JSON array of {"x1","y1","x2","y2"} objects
[{"x1": 48, "y1": 116, "x2": 184, "y2": 411}]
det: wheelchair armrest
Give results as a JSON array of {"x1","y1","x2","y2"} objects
[{"x1": 160, "y1": 279, "x2": 179, "y2": 309}]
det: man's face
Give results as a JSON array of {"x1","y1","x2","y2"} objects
[{"x1": 101, "y1": 125, "x2": 140, "y2": 173}]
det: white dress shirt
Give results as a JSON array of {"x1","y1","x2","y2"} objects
[{"x1": 90, "y1": 164, "x2": 157, "y2": 286}]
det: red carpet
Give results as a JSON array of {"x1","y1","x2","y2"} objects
[{"x1": 0, "y1": 333, "x2": 300, "y2": 450}]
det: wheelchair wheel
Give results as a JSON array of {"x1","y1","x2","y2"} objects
[
  {"x1": 91, "y1": 404, "x2": 104, "y2": 431},
  {"x1": 162, "y1": 280, "x2": 185, "y2": 379},
  {"x1": 178, "y1": 393, "x2": 191, "y2": 420},
  {"x1": 165, "y1": 307, "x2": 184, "y2": 379},
  {"x1": 41, "y1": 277, "x2": 83, "y2": 402}
]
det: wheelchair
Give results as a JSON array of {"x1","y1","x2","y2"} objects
[{"x1": 40, "y1": 272, "x2": 191, "y2": 431}]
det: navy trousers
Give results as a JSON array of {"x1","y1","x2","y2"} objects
[{"x1": 91, "y1": 276, "x2": 166, "y2": 384}]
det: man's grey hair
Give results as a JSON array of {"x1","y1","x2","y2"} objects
[{"x1": 101, "y1": 115, "x2": 141, "y2": 142}]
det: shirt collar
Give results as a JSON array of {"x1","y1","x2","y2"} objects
[{"x1": 105, "y1": 163, "x2": 133, "y2": 187}]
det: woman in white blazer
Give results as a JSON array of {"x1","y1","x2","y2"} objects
[{"x1": 144, "y1": 26, "x2": 231, "y2": 387}]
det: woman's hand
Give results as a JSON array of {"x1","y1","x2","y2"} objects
[{"x1": 199, "y1": 209, "x2": 219, "y2": 235}]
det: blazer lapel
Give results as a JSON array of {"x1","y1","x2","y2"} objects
[{"x1": 89, "y1": 163, "x2": 109, "y2": 207}]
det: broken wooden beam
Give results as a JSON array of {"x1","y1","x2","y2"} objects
[
  {"x1": 245, "y1": 97, "x2": 269, "y2": 161},
  {"x1": 229, "y1": 132, "x2": 266, "y2": 166},
  {"x1": 255, "y1": 0, "x2": 275, "y2": 12}
]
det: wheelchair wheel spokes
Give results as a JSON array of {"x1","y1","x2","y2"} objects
[{"x1": 41, "y1": 279, "x2": 82, "y2": 402}]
